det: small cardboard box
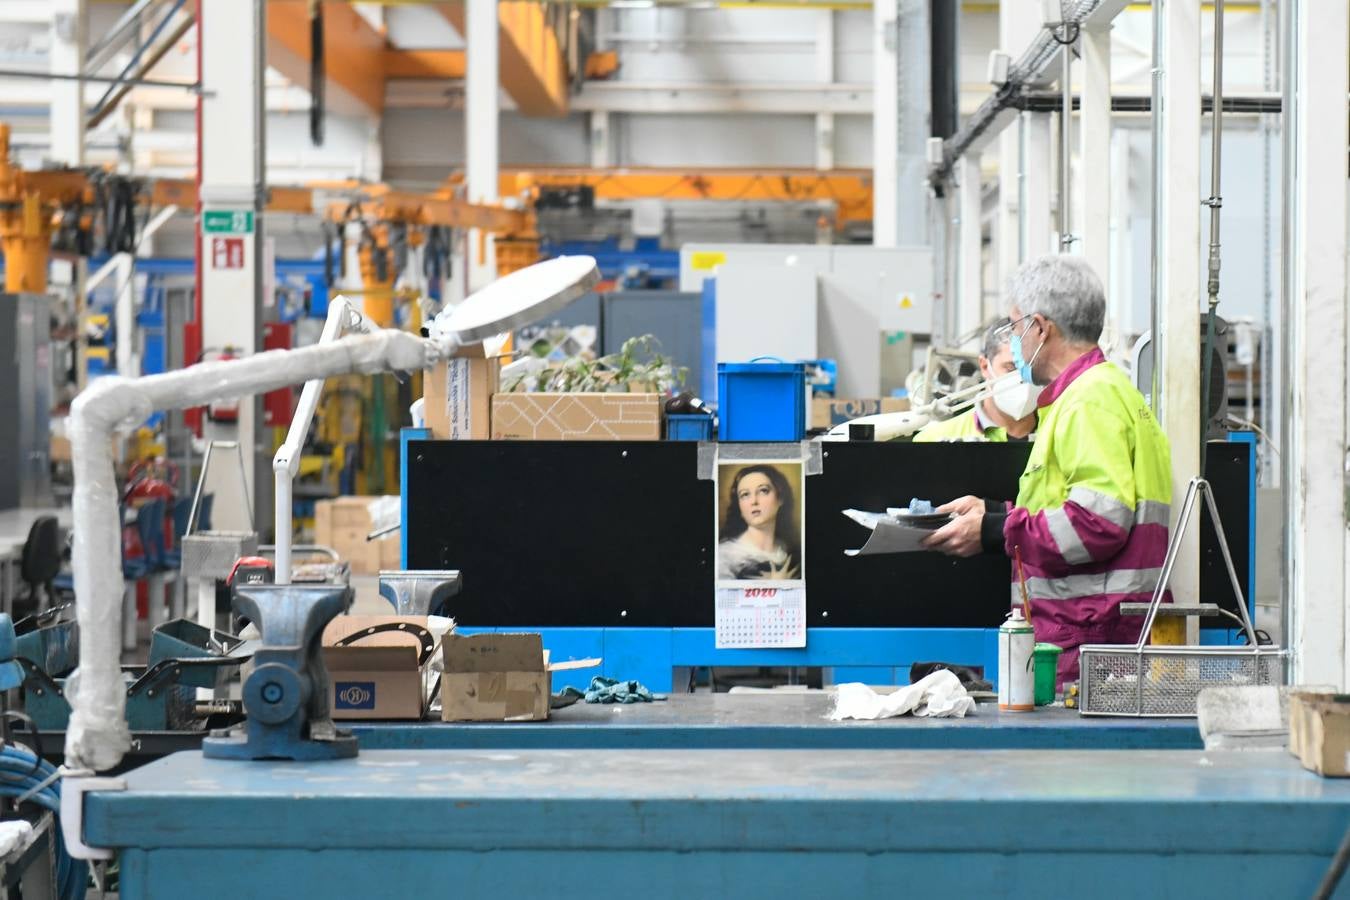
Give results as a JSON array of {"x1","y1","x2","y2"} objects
[
  {"x1": 322, "y1": 616, "x2": 439, "y2": 720},
  {"x1": 491, "y1": 393, "x2": 663, "y2": 441},
  {"x1": 810, "y1": 397, "x2": 912, "y2": 431},
  {"x1": 312, "y1": 496, "x2": 399, "y2": 575},
  {"x1": 441, "y1": 632, "x2": 600, "y2": 722},
  {"x1": 424, "y1": 343, "x2": 502, "y2": 440},
  {"x1": 1289, "y1": 690, "x2": 1350, "y2": 776}
]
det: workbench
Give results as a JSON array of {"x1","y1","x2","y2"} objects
[
  {"x1": 54, "y1": 694, "x2": 1201, "y2": 771},
  {"x1": 352, "y1": 693, "x2": 1203, "y2": 751},
  {"x1": 84, "y1": 748, "x2": 1350, "y2": 898}
]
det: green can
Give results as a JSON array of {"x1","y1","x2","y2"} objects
[{"x1": 1033, "y1": 642, "x2": 1063, "y2": 706}]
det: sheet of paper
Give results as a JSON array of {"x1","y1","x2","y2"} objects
[
  {"x1": 845, "y1": 518, "x2": 935, "y2": 556},
  {"x1": 715, "y1": 587, "x2": 806, "y2": 649}
]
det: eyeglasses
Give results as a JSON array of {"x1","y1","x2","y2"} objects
[{"x1": 995, "y1": 314, "x2": 1046, "y2": 338}]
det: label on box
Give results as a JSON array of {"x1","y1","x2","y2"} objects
[
  {"x1": 334, "y1": 681, "x2": 377, "y2": 710},
  {"x1": 446, "y1": 358, "x2": 473, "y2": 438}
]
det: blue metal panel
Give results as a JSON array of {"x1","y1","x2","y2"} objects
[
  {"x1": 701, "y1": 277, "x2": 717, "y2": 406},
  {"x1": 670, "y1": 627, "x2": 999, "y2": 680},
  {"x1": 398, "y1": 428, "x2": 429, "y2": 569},
  {"x1": 534, "y1": 628, "x2": 605, "y2": 691},
  {"x1": 604, "y1": 628, "x2": 674, "y2": 692},
  {"x1": 831, "y1": 666, "x2": 898, "y2": 684}
]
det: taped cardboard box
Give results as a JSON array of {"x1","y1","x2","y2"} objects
[
  {"x1": 322, "y1": 616, "x2": 441, "y2": 720},
  {"x1": 441, "y1": 632, "x2": 601, "y2": 722},
  {"x1": 1289, "y1": 690, "x2": 1350, "y2": 776},
  {"x1": 810, "y1": 397, "x2": 912, "y2": 430},
  {"x1": 491, "y1": 392, "x2": 662, "y2": 441},
  {"x1": 424, "y1": 342, "x2": 502, "y2": 440}
]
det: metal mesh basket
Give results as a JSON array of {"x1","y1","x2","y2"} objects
[
  {"x1": 180, "y1": 531, "x2": 258, "y2": 581},
  {"x1": 1079, "y1": 645, "x2": 1283, "y2": 716},
  {"x1": 1076, "y1": 477, "x2": 1284, "y2": 717}
]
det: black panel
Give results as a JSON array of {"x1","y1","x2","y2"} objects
[
  {"x1": 1199, "y1": 440, "x2": 1253, "y2": 619},
  {"x1": 406, "y1": 439, "x2": 1253, "y2": 629}
]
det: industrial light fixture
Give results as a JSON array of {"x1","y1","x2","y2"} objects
[
  {"x1": 1041, "y1": 0, "x2": 1065, "y2": 28},
  {"x1": 987, "y1": 50, "x2": 1012, "y2": 87}
]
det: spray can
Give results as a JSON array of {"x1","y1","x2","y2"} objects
[{"x1": 998, "y1": 608, "x2": 1035, "y2": 711}]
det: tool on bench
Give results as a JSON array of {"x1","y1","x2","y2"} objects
[
  {"x1": 203, "y1": 582, "x2": 357, "y2": 761},
  {"x1": 378, "y1": 570, "x2": 462, "y2": 617}
]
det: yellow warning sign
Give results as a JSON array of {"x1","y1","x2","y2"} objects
[
  {"x1": 690, "y1": 251, "x2": 727, "y2": 271},
  {"x1": 900, "y1": 295, "x2": 914, "y2": 309}
]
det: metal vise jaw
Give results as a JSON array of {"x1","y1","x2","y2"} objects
[
  {"x1": 203, "y1": 583, "x2": 357, "y2": 761},
  {"x1": 378, "y1": 570, "x2": 462, "y2": 617}
]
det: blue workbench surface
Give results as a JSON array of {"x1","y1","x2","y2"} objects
[
  {"x1": 88, "y1": 748, "x2": 1350, "y2": 898},
  {"x1": 350, "y1": 692, "x2": 1202, "y2": 750}
]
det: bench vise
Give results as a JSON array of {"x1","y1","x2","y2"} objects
[
  {"x1": 203, "y1": 583, "x2": 357, "y2": 761},
  {"x1": 378, "y1": 570, "x2": 462, "y2": 616}
]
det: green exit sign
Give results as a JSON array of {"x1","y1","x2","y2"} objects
[{"x1": 202, "y1": 209, "x2": 254, "y2": 234}]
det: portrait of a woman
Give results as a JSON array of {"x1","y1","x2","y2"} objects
[{"x1": 717, "y1": 463, "x2": 803, "y2": 582}]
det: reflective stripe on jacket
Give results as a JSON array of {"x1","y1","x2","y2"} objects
[{"x1": 1003, "y1": 347, "x2": 1172, "y2": 684}]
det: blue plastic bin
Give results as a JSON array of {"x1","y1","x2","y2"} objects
[
  {"x1": 667, "y1": 414, "x2": 715, "y2": 441},
  {"x1": 717, "y1": 360, "x2": 807, "y2": 441}
]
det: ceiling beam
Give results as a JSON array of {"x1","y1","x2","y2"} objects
[
  {"x1": 266, "y1": 0, "x2": 385, "y2": 117},
  {"x1": 438, "y1": 1, "x2": 569, "y2": 117}
]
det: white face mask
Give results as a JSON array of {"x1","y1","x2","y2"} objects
[{"x1": 988, "y1": 371, "x2": 1041, "y2": 420}]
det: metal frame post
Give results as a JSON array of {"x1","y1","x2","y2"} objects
[
  {"x1": 1280, "y1": 0, "x2": 1349, "y2": 686},
  {"x1": 1153, "y1": 0, "x2": 1202, "y2": 611},
  {"x1": 466, "y1": 0, "x2": 499, "y2": 290}
]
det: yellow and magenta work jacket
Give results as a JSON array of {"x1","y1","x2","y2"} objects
[{"x1": 983, "y1": 348, "x2": 1172, "y2": 685}]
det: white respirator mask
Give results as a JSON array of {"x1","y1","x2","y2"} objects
[{"x1": 988, "y1": 371, "x2": 1041, "y2": 420}]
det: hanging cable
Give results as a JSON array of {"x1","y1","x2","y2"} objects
[{"x1": 1200, "y1": 0, "x2": 1226, "y2": 475}]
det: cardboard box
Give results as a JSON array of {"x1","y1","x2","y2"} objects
[
  {"x1": 441, "y1": 632, "x2": 600, "y2": 722},
  {"x1": 810, "y1": 397, "x2": 912, "y2": 430},
  {"x1": 313, "y1": 496, "x2": 400, "y2": 575},
  {"x1": 491, "y1": 393, "x2": 663, "y2": 441},
  {"x1": 322, "y1": 616, "x2": 440, "y2": 720},
  {"x1": 424, "y1": 343, "x2": 501, "y2": 440},
  {"x1": 1289, "y1": 690, "x2": 1350, "y2": 776}
]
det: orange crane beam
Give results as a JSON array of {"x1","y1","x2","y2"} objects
[
  {"x1": 487, "y1": 167, "x2": 876, "y2": 226},
  {"x1": 438, "y1": 2, "x2": 569, "y2": 117},
  {"x1": 266, "y1": 1, "x2": 386, "y2": 116}
]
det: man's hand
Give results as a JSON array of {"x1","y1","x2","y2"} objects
[
  {"x1": 936, "y1": 495, "x2": 986, "y2": 517},
  {"x1": 922, "y1": 508, "x2": 985, "y2": 557}
]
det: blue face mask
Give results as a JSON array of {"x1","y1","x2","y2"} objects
[{"x1": 1009, "y1": 318, "x2": 1044, "y2": 385}]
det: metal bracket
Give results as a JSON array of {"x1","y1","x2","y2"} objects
[{"x1": 60, "y1": 776, "x2": 127, "y2": 861}]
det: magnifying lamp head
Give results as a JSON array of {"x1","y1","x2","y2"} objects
[{"x1": 443, "y1": 255, "x2": 600, "y2": 344}]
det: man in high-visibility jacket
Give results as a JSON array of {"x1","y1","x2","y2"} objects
[
  {"x1": 913, "y1": 317, "x2": 1039, "y2": 443},
  {"x1": 922, "y1": 254, "x2": 1172, "y2": 685}
]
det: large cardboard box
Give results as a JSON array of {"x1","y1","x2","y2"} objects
[
  {"x1": 424, "y1": 343, "x2": 501, "y2": 440},
  {"x1": 322, "y1": 616, "x2": 440, "y2": 720},
  {"x1": 1289, "y1": 690, "x2": 1350, "y2": 776},
  {"x1": 313, "y1": 496, "x2": 400, "y2": 575},
  {"x1": 491, "y1": 393, "x2": 662, "y2": 441},
  {"x1": 441, "y1": 632, "x2": 600, "y2": 722},
  {"x1": 810, "y1": 397, "x2": 912, "y2": 431}
]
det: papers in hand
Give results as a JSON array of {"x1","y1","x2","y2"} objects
[{"x1": 842, "y1": 507, "x2": 950, "y2": 556}]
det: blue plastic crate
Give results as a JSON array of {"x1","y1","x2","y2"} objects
[
  {"x1": 717, "y1": 359, "x2": 807, "y2": 441},
  {"x1": 667, "y1": 413, "x2": 715, "y2": 441}
]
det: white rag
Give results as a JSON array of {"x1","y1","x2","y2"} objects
[
  {"x1": 0, "y1": 820, "x2": 33, "y2": 857},
  {"x1": 827, "y1": 669, "x2": 976, "y2": 720}
]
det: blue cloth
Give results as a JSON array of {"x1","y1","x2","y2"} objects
[{"x1": 558, "y1": 676, "x2": 666, "y2": 705}]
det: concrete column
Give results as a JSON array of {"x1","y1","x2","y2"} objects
[
  {"x1": 1020, "y1": 112, "x2": 1053, "y2": 260},
  {"x1": 815, "y1": 114, "x2": 835, "y2": 171},
  {"x1": 199, "y1": 0, "x2": 265, "y2": 531},
  {"x1": 816, "y1": 10, "x2": 834, "y2": 172},
  {"x1": 48, "y1": 0, "x2": 86, "y2": 166},
  {"x1": 589, "y1": 111, "x2": 610, "y2": 169},
  {"x1": 466, "y1": 0, "x2": 499, "y2": 291},
  {"x1": 1155, "y1": 0, "x2": 1202, "y2": 610},
  {"x1": 956, "y1": 154, "x2": 983, "y2": 340},
  {"x1": 1079, "y1": 23, "x2": 1111, "y2": 281},
  {"x1": 996, "y1": 0, "x2": 1041, "y2": 282},
  {"x1": 872, "y1": 0, "x2": 898, "y2": 246},
  {"x1": 1280, "y1": 0, "x2": 1349, "y2": 685}
]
